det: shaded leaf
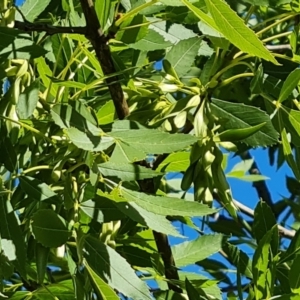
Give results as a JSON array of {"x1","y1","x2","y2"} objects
[
  {"x1": 278, "y1": 68, "x2": 300, "y2": 103},
  {"x1": 17, "y1": 80, "x2": 39, "y2": 119},
  {"x1": 31, "y1": 209, "x2": 70, "y2": 247},
  {"x1": 0, "y1": 196, "x2": 27, "y2": 278},
  {"x1": 0, "y1": 137, "x2": 17, "y2": 172},
  {"x1": 253, "y1": 201, "x2": 278, "y2": 255},
  {"x1": 99, "y1": 161, "x2": 162, "y2": 181},
  {"x1": 110, "y1": 187, "x2": 218, "y2": 217},
  {"x1": 19, "y1": 0, "x2": 52, "y2": 22},
  {"x1": 84, "y1": 236, "x2": 152, "y2": 300},
  {"x1": 289, "y1": 254, "x2": 300, "y2": 294},
  {"x1": 19, "y1": 176, "x2": 58, "y2": 202},
  {"x1": 85, "y1": 262, "x2": 119, "y2": 300},
  {"x1": 172, "y1": 234, "x2": 224, "y2": 267},
  {"x1": 0, "y1": 28, "x2": 46, "y2": 61},
  {"x1": 211, "y1": 98, "x2": 278, "y2": 146}
]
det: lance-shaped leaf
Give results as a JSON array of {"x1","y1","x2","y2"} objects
[
  {"x1": 17, "y1": 80, "x2": 39, "y2": 119},
  {"x1": 0, "y1": 27, "x2": 46, "y2": 60},
  {"x1": 85, "y1": 262, "x2": 119, "y2": 300},
  {"x1": 165, "y1": 37, "x2": 203, "y2": 77},
  {"x1": 0, "y1": 196, "x2": 27, "y2": 278},
  {"x1": 110, "y1": 129, "x2": 197, "y2": 156},
  {"x1": 211, "y1": 99, "x2": 278, "y2": 146},
  {"x1": 0, "y1": 137, "x2": 17, "y2": 172},
  {"x1": 281, "y1": 128, "x2": 300, "y2": 181},
  {"x1": 19, "y1": 176, "x2": 58, "y2": 202},
  {"x1": 19, "y1": 0, "x2": 52, "y2": 22},
  {"x1": 108, "y1": 188, "x2": 217, "y2": 217},
  {"x1": 84, "y1": 236, "x2": 152, "y2": 300},
  {"x1": 289, "y1": 254, "x2": 300, "y2": 294},
  {"x1": 113, "y1": 201, "x2": 182, "y2": 237},
  {"x1": 172, "y1": 234, "x2": 224, "y2": 267},
  {"x1": 31, "y1": 209, "x2": 70, "y2": 247},
  {"x1": 98, "y1": 161, "x2": 163, "y2": 181},
  {"x1": 204, "y1": 0, "x2": 277, "y2": 64},
  {"x1": 156, "y1": 151, "x2": 190, "y2": 172},
  {"x1": 252, "y1": 228, "x2": 275, "y2": 300},
  {"x1": 278, "y1": 68, "x2": 300, "y2": 103}
]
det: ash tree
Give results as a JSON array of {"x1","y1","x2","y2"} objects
[{"x1": 0, "y1": 0, "x2": 300, "y2": 299}]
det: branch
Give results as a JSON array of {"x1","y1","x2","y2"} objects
[
  {"x1": 233, "y1": 199, "x2": 295, "y2": 239},
  {"x1": 266, "y1": 44, "x2": 291, "y2": 51},
  {"x1": 14, "y1": 20, "x2": 86, "y2": 35},
  {"x1": 78, "y1": 0, "x2": 180, "y2": 292},
  {"x1": 240, "y1": 151, "x2": 275, "y2": 213},
  {"x1": 79, "y1": 0, "x2": 129, "y2": 120}
]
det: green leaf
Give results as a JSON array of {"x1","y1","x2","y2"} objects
[
  {"x1": 185, "y1": 278, "x2": 205, "y2": 300},
  {"x1": 222, "y1": 242, "x2": 253, "y2": 279},
  {"x1": 0, "y1": 196, "x2": 27, "y2": 278},
  {"x1": 19, "y1": 0, "x2": 52, "y2": 22},
  {"x1": 156, "y1": 151, "x2": 190, "y2": 172},
  {"x1": 84, "y1": 236, "x2": 152, "y2": 300},
  {"x1": 17, "y1": 80, "x2": 39, "y2": 119},
  {"x1": 252, "y1": 228, "x2": 274, "y2": 300},
  {"x1": 35, "y1": 57, "x2": 58, "y2": 96},
  {"x1": 204, "y1": 0, "x2": 278, "y2": 64},
  {"x1": 289, "y1": 254, "x2": 300, "y2": 294},
  {"x1": 99, "y1": 161, "x2": 162, "y2": 181},
  {"x1": 281, "y1": 228, "x2": 300, "y2": 263},
  {"x1": 31, "y1": 209, "x2": 70, "y2": 247},
  {"x1": 97, "y1": 100, "x2": 115, "y2": 125},
  {"x1": 215, "y1": 122, "x2": 267, "y2": 142},
  {"x1": 129, "y1": 29, "x2": 173, "y2": 51},
  {"x1": 19, "y1": 176, "x2": 58, "y2": 202},
  {"x1": 253, "y1": 201, "x2": 278, "y2": 255},
  {"x1": 165, "y1": 37, "x2": 202, "y2": 77},
  {"x1": 113, "y1": 200, "x2": 182, "y2": 237},
  {"x1": 211, "y1": 99, "x2": 278, "y2": 146},
  {"x1": 85, "y1": 262, "x2": 119, "y2": 300},
  {"x1": 116, "y1": 14, "x2": 149, "y2": 44},
  {"x1": 149, "y1": 18, "x2": 197, "y2": 44},
  {"x1": 281, "y1": 128, "x2": 300, "y2": 181},
  {"x1": 0, "y1": 28, "x2": 46, "y2": 60},
  {"x1": 278, "y1": 69, "x2": 300, "y2": 103},
  {"x1": 35, "y1": 242, "x2": 50, "y2": 284},
  {"x1": 51, "y1": 103, "x2": 100, "y2": 134},
  {"x1": 79, "y1": 197, "x2": 125, "y2": 224},
  {"x1": 181, "y1": 0, "x2": 219, "y2": 32},
  {"x1": 65, "y1": 127, "x2": 114, "y2": 152},
  {"x1": 110, "y1": 129, "x2": 197, "y2": 156},
  {"x1": 172, "y1": 234, "x2": 224, "y2": 267},
  {"x1": 109, "y1": 188, "x2": 218, "y2": 217},
  {"x1": 0, "y1": 137, "x2": 17, "y2": 172},
  {"x1": 95, "y1": 0, "x2": 117, "y2": 31}
]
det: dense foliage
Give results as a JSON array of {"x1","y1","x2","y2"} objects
[{"x1": 1, "y1": 0, "x2": 300, "y2": 299}]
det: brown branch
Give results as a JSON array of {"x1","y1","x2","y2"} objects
[
  {"x1": 79, "y1": 0, "x2": 180, "y2": 292},
  {"x1": 240, "y1": 151, "x2": 275, "y2": 213},
  {"x1": 14, "y1": 20, "x2": 86, "y2": 35},
  {"x1": 233, "y1": 199, "x2": 295, "y2": 239},
  {"x1": 79, "y1": 0, "x2": 129, "y2": 120}
]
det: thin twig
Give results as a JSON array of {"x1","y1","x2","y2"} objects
[
  {"x1": 79, "y1": 0, "x2": 129, "y2": 120},
  {"x1": 14, "y1": 20, "x2": 86, "y2": 35},
  {"x1": 233, "y1": 199, "x2": 295, "y2": 239},
  {"x1": 265, "y1": 44, "x2": 291, "y2": 51}
]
